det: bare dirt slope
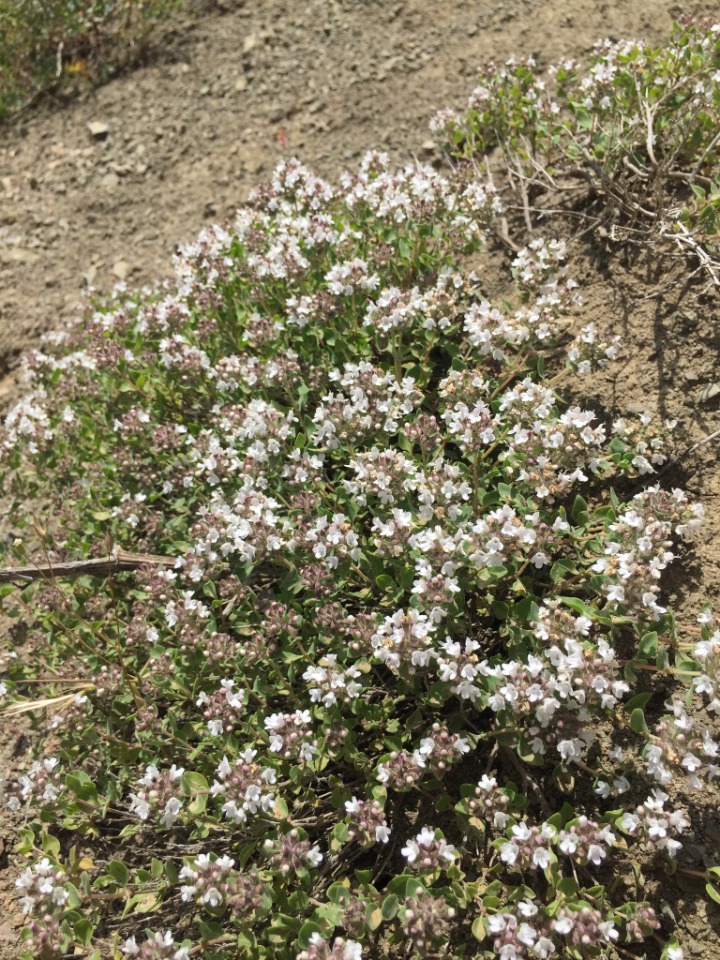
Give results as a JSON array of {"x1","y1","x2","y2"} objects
[{"x1": 2, "y1": 0, "x2": 720, "y2": 958}]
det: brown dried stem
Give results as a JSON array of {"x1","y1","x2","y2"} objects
[{"x1": 0, "y1": 547, "x2": 176, "y2": 584}]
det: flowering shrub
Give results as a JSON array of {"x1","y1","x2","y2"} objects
[
  {"x1": 432, "y1": 18, "x2": 720, "y2": 272},
  {"x1": 0, "y1": 70, "x2": 718, "y2": 960}
]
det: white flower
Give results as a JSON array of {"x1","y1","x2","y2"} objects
[{"x1": 162, "y1": 797, "x2": 182, "y2": 828}]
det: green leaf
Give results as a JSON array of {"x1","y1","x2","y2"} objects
[
  {"x1": 107, "y1": 860, "x2": 129, "y2": 885},
  {"x1": 65, "y1": 882, "x2": 82, "y2": 909},
  {"x1": 571, "y1": 494, "x2": 588, "y2": 525},
  {"x1": 558, "y1": 596, "x2": 588, "y2": 615},
  {"x1": 630, "y1": 708, "x2": 649, "y2": 734},
  {"x1": 41, "y1": 832, "x2": 60, "y2": 857},
  {"x1": 471, "y1": 916, "x2": 487, "y2": 941},
  {"x1": 297, "y1": 921, "x2": 324, "y2": 949},
  {"x1": 706, "y1": 882, "x2": 720, "y2": 906},
  {"x1": 381, "y1": 893, "x2": 400, "y2": 919},
  {"x1": 73, "y1": 918, "x2": 94, "y2": 946},
  {"x1": 65, "y1": 773, "x2": 98, "y2": 803},
  {"x1": 375, "y1": 574, "x2": 396, "y2": 592},
  {"x1": 550, "y1": 558, "x2": 576, "y2": 584},
  {"x1": 624, "y1": 692, "x2": 652, "y2": 712},
  {"x1": 638, "y1": 632, "x2": 658, "y2": 659},
  {"x1": 386, "y1": 874, "x2": 427, "y2": 898}
]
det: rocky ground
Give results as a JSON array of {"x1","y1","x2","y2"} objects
[{"x1": 2, "y1": 0, "x2": 720, "y2": 956}]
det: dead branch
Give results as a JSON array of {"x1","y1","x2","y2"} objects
[{"x1": 0, "y1": 548, "x2": 177, "y2": 584}]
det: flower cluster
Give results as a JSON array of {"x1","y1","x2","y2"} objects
[
  {"x1": 295, "y1": 934, "x2": 362, "y2": 960},
  {"x1": 122, "y1": 931, "x2": 191, "y2": 960},
  {"x1": 15, "y1": 859, "x2": 69, "y2": 960},
  {"x1": 264, "y1": 710, "x2": 318, "y2": 763},
  {"x1": 128, "y1": 764, "x2": 184, "y2": 828},
  {"x1": 3, "y1": 757, "x2": 63, "y2": 811},
  {"x1": 179, "y1": 854, "x2": 265, "y2": 917},
  {"x1": 344, "y1": 796, "x2": 390, "y2": 846},
  {"x1": 263, "y1": 829, "x2": 323, "y2": 874},
  {"x1": 211, "y1": 751, "x2": 276, "y2": 824},
  {"x1": 401, "y1": 827, "x2": 458, "y2": 872},
  {"x1": 617, "y1": 790, "x2": 689, "y2": 857},
  {"x1": 196, "y1": 679, "x2": 246, "y2": 735}
]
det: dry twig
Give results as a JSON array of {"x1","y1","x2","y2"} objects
[{"x1": 0, "y1": 547, "x2": 176, "y2": 584}]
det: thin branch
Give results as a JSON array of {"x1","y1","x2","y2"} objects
[{"x1": 0, "y1": 548, "x2": 177, "y2": 584}]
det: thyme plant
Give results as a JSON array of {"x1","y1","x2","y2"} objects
[{"x1": 1, "y1": 60, "x2": 719, "y2": 960}]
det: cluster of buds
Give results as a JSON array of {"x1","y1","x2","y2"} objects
[
  {"x1": 312, "y1": 362, "x2": 422, "y2": 449},
  {"x1": 376, "y1": 750, "x2": 424, "y2": 790},
  {"x1": 692, "y1": 613, "x2": 720, "y2": 714},
  {"x1": 196, "y1": 679, "x2": 246, "y2": 735},
  {"x1": 179, "y1": 854, "x2": 265, "y2": 917},
  {"x1": 531, "y1": 600, "x2": 592, "y2": 647},
  {"x1": 343, "y1": 447, "x2": 420, "y2": 506},
  {"x1": 211, "y1": 751, "x2": 276, "y2": 825},
  {"x1": 462, "y1": 298, "x2": 552, "y2": 364},
  {"x1": 263, "y1": 829, "x2": 323, "y2": 874},
  {"x1": 204, "y1": 631, "x2": 241, "y2": 666},
  {"x1": 402, "y1": 893, "x2": 455, "y2": 957},
  {"x1": 415, "y1": 724, "x2": 471, "y2": 777},
  {"x1": 645, "y1": 699, "x2": 719, "y2": 789},
  {"x1": 462, "y1": 775, "x2": 512, "y2": 831},
  {"x1": 441, "y1": 399, "x2": 498, "y2": 452},
  {"x1": 338, "y1": 892, "x2": 371, "y2": 937},
  {"x1": 610, "y1": 413, "x2": 672, "y2": 477},
  {"x1": 264, "y1": 710, "x2": 318, "y2": 763},
  {"x1": 594, "y1": 486, "x2": 703, "y2": 619},
  {"x1": 487, "y1": 899, "x2": 620, "y2": 959},
  {"x1": 303, "y1": 511, "x2": 361, "y2": 568},
  {"x1": 344, "y1": 796, "x2": 390, "y2": 845},
  {"x1": 324, "y1": 257, "x2": 379, "y2": 297},
  {"x1": 282, "y1": 448, "x2": 326, "y2": 488},
  {"x1": 128, "y1": 764, "x2": 184, "y2": 829},
  {"x1": 112, "y1": 405, "x2": 151, "y2": 435},
  {"x1": 551, "y1": 905, "x2": 619, "y2": 949},
  {"x1": 400, "y1": 827, "x2": 458, "y2": 872},
  {"x1": 122, "y1": 931, "x2": 191, "y2": 960},
  {"x1": 158, "y1": 334, "x2": 212, "y2": 376},
  {"x1": 625, "y1": 903, "x2": 661, "y2": 941},
  {"x1": 404, "y1": 413, "x2": 441, "y2": 452},
  {"x1": 487, "y1": 901, "x2": 553, "y2": 960}
]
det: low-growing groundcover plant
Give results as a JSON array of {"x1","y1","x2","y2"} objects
[{"x1": 2, "y1": 35, "x2": 720, "y2": 960}]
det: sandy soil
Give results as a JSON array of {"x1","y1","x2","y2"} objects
[{"x1": 1, "y1": 0, "x2": 720, "y2": 956}]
